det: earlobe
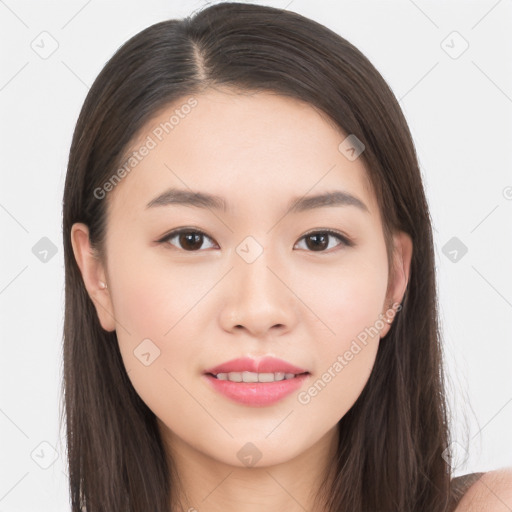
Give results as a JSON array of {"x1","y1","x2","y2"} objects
[
  {"x1": 379, "y1": 231, "x2": 413, "y2": 337},
  {"x1": 70, "y1": 223, "x2": 116, "y2": 332}
]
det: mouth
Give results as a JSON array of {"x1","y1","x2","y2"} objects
[{"x1": 202, "y1": 356, "x2": 311, "y2": 406}]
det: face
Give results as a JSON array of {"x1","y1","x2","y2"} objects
[{"x1": 72, "y1": 88, "x2": 411, "y2": 469}]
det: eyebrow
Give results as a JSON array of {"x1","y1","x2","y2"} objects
[{"x1": 145, "y1": 187, "x2": 369, "y2": 214}]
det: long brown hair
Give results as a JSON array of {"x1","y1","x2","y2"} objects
[{"x1": 61, "y1": 3, "x2": 455, "y2": 510}]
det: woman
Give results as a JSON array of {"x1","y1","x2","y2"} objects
[{"x1": 62, "y1": 2, "x2": 512, "y2": 511}]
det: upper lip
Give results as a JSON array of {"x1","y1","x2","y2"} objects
[{"x1": 204, "y1": 357, "x2": 309, "y2": 375}]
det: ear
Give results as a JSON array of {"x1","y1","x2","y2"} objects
[
  {"x1": 379, "y1": 230, "x2": 413, "y2": 338},
  {"x1": 70, "y1": 222, "x2": 116, "y2": 332}
]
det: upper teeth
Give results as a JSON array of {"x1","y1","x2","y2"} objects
[{"x1": 214, "y1": 371, "x2": 297, "y2": 382}]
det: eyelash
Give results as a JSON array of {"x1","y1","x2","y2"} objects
[{"x1": 157, "y1": 228, "x2": 354, "y2": 253}]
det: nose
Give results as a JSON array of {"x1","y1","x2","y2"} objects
[{"x1": 218, "y1": 246, "x2": 298, "y2": 339}]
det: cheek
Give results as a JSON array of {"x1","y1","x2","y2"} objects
[
  {"x1": 111, "y1": 272, "x2": 203, "y2": 434},
  {"x1": 293, "y1": 251, "x2": 388, "y2": 421},
  {"x1": 108, "y1": 239, "x2": 212, "y2": 340},
  {"x1": 106, "y1": 245, "x2": 207, "y2": 414},
  {"x1": 294, "y1": 337, "x2": 379, "y2": 446},
  {"x1": 296, "y1": 248, "x2": 388, "y2": 341}
]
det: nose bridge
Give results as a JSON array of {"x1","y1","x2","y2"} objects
[
  {"x1": 235, "y1": 236, "x2": 282, "y2": 302},
  {"x1": 222, "y1": 235, "x2": 295, "y2": 334}
]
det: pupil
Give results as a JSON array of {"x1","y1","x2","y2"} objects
[
  {"x1": 180, "y1": 232, "x2": 202, "y2": 250},
  {"x1": 307, "y1": 233, "x2": 327, "y2": 251}
]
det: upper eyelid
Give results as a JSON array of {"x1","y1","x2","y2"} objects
[{"x1": 158, "y1": 228, "x2": 216, "y2": 244}]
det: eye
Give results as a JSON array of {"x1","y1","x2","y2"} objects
[
  {"x1": 157, "y1": 228, "x2": 353, "y2": 253},
  {"x1": 294, "y1": 229, "x2": 353, "y2": 252},
  {"x1": 158, "y1": 228, "x2": 217, "y2": 251}
]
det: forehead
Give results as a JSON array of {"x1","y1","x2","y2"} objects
[{"x1": 106, "y1": 88, "x2": 379, "y2": 222}]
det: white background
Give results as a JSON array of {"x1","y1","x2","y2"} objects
[{"x1": 1, "y1": 0, "x2": 511, "y2": 510}]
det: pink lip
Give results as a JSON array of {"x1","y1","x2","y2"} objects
[
  {"x1": 202, "y1": 356, "x2": 310, "y2": 407},
  {"x1": 203, "y1": 373, "x2": 310, "y2": 406},
  {"x1": 203, "y1": 356, "x2": 308, "y2": 375}
]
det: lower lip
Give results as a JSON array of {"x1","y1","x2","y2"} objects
[{"x1": 203, "y1": 373, "x2": 310, "y2": 407}]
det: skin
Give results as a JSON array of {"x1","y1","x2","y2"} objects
[
  {"x1": 71, "y1": 87, "x2": 415, "y2": 511},
  {"x1": 455, "y1": 469, "x2": 512, "y2": 511}
]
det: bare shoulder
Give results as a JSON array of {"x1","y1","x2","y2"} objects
[{"x1": 454, "y1": 468, "x2": 512, "y2": 511}]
